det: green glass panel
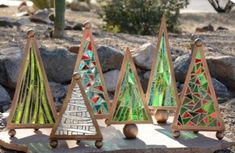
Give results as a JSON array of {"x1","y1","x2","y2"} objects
[
  {"x1": 148, "y1": 33, "x2": 177, "y2": 108},
  {"x1": 75, "y1": 39, "x2": 109, "y2": 115},
  {"x1": 176, "y1": 47, "x2": 220, "y2": 128},
  {"x1": 112, "y1": 63, "x2": 148, "y2": 122},
  {"x1": 12, "y1": 46, "x2": 55, "y2": 124}
]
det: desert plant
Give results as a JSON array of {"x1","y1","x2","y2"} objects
[
  {"x1": 53, "y1": 0, "x2": 65, "y2": 38},
  {"x1": 31, "y1": 0, "x2": 54, "y2": 9},
  {"x1": 100, "y1": 0, "x2": 189, "y2": 35},
  {"x1": 208, "y1": 0, "x2": 234, "y2": 13}
]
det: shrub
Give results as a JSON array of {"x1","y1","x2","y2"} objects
[
  {"x1": 31, "y1": 0, "x2": 54, "y2": 9},
  {"x1": 100, "y1": 0, "x2": 189, "y2": 35}
]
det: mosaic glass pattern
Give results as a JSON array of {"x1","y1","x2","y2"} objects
[
  {"x1": 12, "y1": 45, "x2": 55, "y2": 124},
  {"x1": 75, "y1": 36, "x2": 108, "y2": 116},
  {"x1": 55, "y1": 84, "x2": 97, "y2": 136},
  {"x1": 177, "y1": 49, "x2": 221, "y2": 127},
  {"x1": 112, "y1": 63, "x2": 149, "y2": 122},
  {"x1": 148, "y1": 33, "x2": 177, "y2": 108}
]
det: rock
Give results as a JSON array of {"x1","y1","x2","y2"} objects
[
  {"x1": 0, "y1": 47, "x2": 22, "y2": 89},
  {"x1": 97, "y1": 46, "x2": 124, "y2": 72},
  {"x1": 0, "y1": 85, "x2": 11, "y2": 107},
  {"x1": 65, "y1": 21, "x2": 83, "y2": 30},
  {"x1": 141, "y1": 71, "x2": 151, "y2": 92},
  {"x1": 103, "y1": 70, "x2": 119, "y2": 92},
  {"x1": 211, "y1": 78, "x2": 231, "y2": 100},
  {"x1": 207, "y1": 55, "x2": 235, "y2": 91},
  {"x1": 174, "y1": 53, "x2": 191, "y2": 83},
  {"x1": 40, "y1": 48, "x2": 77, "y2": 83},
  {"x1": 29, "y1": 9, "x2": 53, "y2": 24},
  {"x1": 68, "y1": 45, "x2": 80, "y2": 54},
  {"x1": 133, "y1": 43, "x2": 156, "y2": 70},
  {"x1": 0, "y1": 17, "x2": 20, "y2": 27},
  {"x1": 0, "y1": 47, "x2": 76, "y2": 88},
  {"x1": 195, "y1": 24, "x2": 214, "y2": 32},
  {"x1": 216, "y1": 26, "x2": 229, "y2": 31},
  {"x1": 70, "y1": 1, "x2": 90, "y2": 12},
  {"x1": 49, "y1": 82, "x2": 68, "y2": 104},
  {"x1": 0, "y1": 4, "x2": 9, "y2": 8}
]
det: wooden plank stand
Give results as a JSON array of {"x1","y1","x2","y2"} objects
[
  {"x1": 49, "y1": 73, "x2": 103, "y2": 149},
  {"x1": 146, "y1": 16, "x2": 180, "y2": 124},
  {"x1": 6, "y1": 30, "x2": 57, "y2": 137},
  {"x1": 172, "y1": 38, "x2": 225, "y2": 140},
  {"x1": 107, "y1": 48, "x2": 153, "y2": 139}
]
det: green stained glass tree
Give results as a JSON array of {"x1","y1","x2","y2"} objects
[
  {"x1": 172, "y1": 39, "x2": 225, "y2": 140},
  {"x1": 7, "y1": 30, "x2": 57, "y2": 137},
  {"x1": 146, "y1": 17, "x2": 179, "y2": 123},
  {"x1": 73, "y1": 23, "x2": 110, "y2": 119},
  {"x1": 107, "y1": 48, "x2": 152, "y2": 139}
]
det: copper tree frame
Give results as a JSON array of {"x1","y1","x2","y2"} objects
[
  {"x1": 107, "y1": 48, "x2": 153, "y2": 125},
  {"x1": 172, "y1": 40, "x2": 225, "y2": 139},
  {"x1": 73, "y1": 23, "x2": 111, "y2": 119},
  {"x1": 6, "y1": 31, "x2": 57, "y2": 132},
  {"x1": 49, "y1": 74, "x2": 103, "y2": 148},
  {"x1": 146, "y1": 17, "x2": 180, "y2": 111}
]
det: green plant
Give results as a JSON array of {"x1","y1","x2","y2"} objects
[
  {"x1": 31, "y1": 0, "x2": 54, "y2": 9},
  {"x1": 100, "y1": 0, "x2": 189, "y2": 35},
  {"x1": 53, "y1": 0, "x2": 65, "y2": 38}
]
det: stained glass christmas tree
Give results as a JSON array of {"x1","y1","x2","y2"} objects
[
  {"x1": 49, "y1": 74, "x2": 103, "y2": 148},
  {"x1": 74, "y1": 23, "x2": 110, "y2": 119},
  {"x1": 7, "y1": 30, "x2": 57, "y2": 137},
  {"x1": 107, "y1": 48, "x2": 152, "y2": 139},
  {"x1": 172, "y1": 39, "x2": 225, "y2": 140},
  {"x1": 146, "y1": 17, "x2": 179, "y2": 111}
]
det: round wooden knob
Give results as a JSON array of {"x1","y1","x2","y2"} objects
[
  {"x1": 73, "y1": 73, "x2": 81, "y2": 81},
  {"x1": 27, "y1": 29, "x2": 35, "y2": 38},
  {"x1": 194, "y1": 38, "x2": 203, "y2": 47},
  {"x1": 83, "y1": 20, "x2": 92, "y2": 29}
]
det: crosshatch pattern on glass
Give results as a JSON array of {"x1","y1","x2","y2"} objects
[
  {"x1": 75, "y1": 35, "x2": 108, "y2": 116},
  {"x1": 148, "y1": 33, "x2": 176, "y2": 108},
  {"x1": 55, "y1": 84, "x2": 97, "y2": 136}
]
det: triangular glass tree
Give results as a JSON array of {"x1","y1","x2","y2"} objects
[
  {"x1": 107, "y1": 48, "x2": 152, "y2": 139},
  {"x1": 7, "y1": 30, "x2": 57, "y2": 137},
  {"x1": 49, "y1": 74, "x2": 103, "y2": 148},
  {"x1": 73, "y1": 23, "x2": 110, "y2": 119},
  {"x1": 146, "y1": 17, "x2": 179, "y2": 111},
  {"x1": 172, "y1": 39, "x2": 225, "y2": 140}
]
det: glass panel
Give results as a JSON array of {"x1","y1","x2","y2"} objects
[
  {"x1": 148, "y1": 33, "x2": 177, "y2": 108},
  {"x1": 112, "y1": 63, "x2": 149, "y2": 122},
  {"x1": 75, "y1": 36, "x2": 108, "y2": 115},
  {"x1": 55, "y1": 84, "x2": 97, "y2": 136},
  {"x1": 12, "y1": 45, "x2": 55, "y2": 124}
]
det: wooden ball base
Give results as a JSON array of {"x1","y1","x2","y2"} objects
[
  {"x1": 123, "y1": 124, "x2": 138, "y2": 139},
  {"x1": 155, "y1": 109, "x2": 169, "y2": 124},
  {"x1": 172, "y1": 130, "x2": 224, "y2": 140}
]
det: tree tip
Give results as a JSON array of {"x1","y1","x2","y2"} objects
[
  {"x1": 73, "y1": 72, "x2": 81, "y2": 81},
  {"x1": 83, "y1": 20, "x2": 92, "y2": 29},
  {"x1": 27, "y1": 29, "x2": 35, "y2": 38}
]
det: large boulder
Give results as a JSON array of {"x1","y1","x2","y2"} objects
[
  {"x1": 49, "y1": 82, "x2": 68, "y2": 104},
  {"x1": 0, "y1": 47, "x2": 77, "y2": 89},
  {"x1": 211, "y1": 78, "x2": 231, "y2": 100},
  {"x1": 133, "y1": 43, "x2": 156, "y2": 70},
  {"x1": 0, "y1": 85, "x2": 11, "y2": 107},
  {"x1": 29, "y1": 9, "x2": 53, "y2": 24},
  {"x1": 174, "y1": 53, "x2": 191, "y2": 83},
  {"x1": 0, "y1": 47, "x2": 22, "y2": 89},
  {"x1": 97, "y1": 46, "x2": 124, "y2": 72},
  {"x1": 0, "y1": 17, "x2": 20, "y2": 27},
  {"x1": 207, "y1": 55, "x2": 235, "y2": 91},
  {"x1": 40, "y1": 47, "x2": 77, "y2": 83},
  {"x1": 70, "y1": 1, "x2": 90, "y2": 11},
  {"x1": 103, "y1": 70, "x2": 119, "y2": 92}
]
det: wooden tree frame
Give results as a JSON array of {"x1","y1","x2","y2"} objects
[
  {"x1": 49, "y1": 74, "x2": 103, "y2": 147},
  {"x1": 146, "y1": 16, "x2": 180, "y2": 111},
  {"x1": 7, "y1": 31, "x2": 57, "y2": 130},
  {"x1": 172, "y1": 40, "x2": 225, "y2": 133},
  {"x1": 107, "y1": 49, "x2": 153, "y2": 125},
  {"x1": 73, "y1": 24, "x2": 110, "y2": 119}
]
